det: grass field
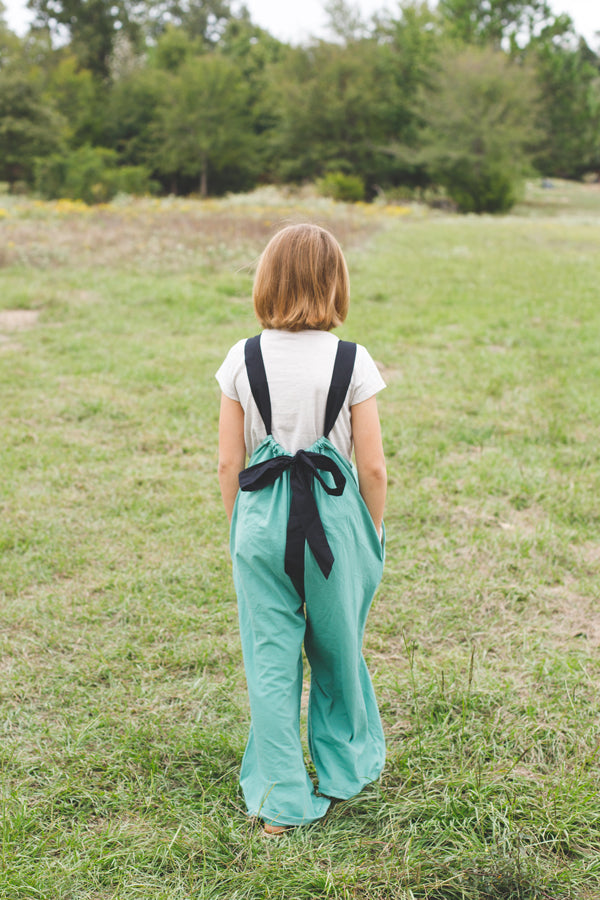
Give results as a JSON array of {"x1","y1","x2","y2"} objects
[{"x1": 1, "y1": 182, "x2": 600, "y2": 899}]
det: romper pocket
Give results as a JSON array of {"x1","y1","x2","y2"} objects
[{"x1": 352, "y1": 483, "x2": 385, "y2": 564}]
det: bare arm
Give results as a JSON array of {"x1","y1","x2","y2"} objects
[
  {"x1": 351, "y1": 395, "x2": 387, "y2": 537},
  {"x1": 218, "y1": 393, "x2": 246, "y2": 523}
]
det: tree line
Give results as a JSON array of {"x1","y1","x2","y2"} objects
[{"x1": 1, "y1": 0, "x2": 599, "y2": 212}]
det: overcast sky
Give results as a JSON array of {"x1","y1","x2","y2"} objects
[
  {"x1": 3, "y1": 0, "x2": 600, "y2": 46},
  {"x1": 244, "y1": 0, "x2": 600, "y2": 46}
]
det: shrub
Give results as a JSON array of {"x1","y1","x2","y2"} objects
[
  {"x1": 111, "y1": 165, "x2": 158, "y2": 197},
  {"x1": 440, "y1": 159, "x2": 520, "y2": 214},
  {"x1": 35, "y1": 146, "x2": 156, "y2": 203},
  {"x1": 317, "y1": 171, "x2": 365, "y2": 203}
]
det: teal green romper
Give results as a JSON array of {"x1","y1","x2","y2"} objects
[{"x1": 230, "y1": 334, "x2": 386, "y2": 828}]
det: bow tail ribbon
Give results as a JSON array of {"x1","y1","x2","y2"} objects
[{"x1": 285, "y1": 461, "x2": 336, "y2": 602}]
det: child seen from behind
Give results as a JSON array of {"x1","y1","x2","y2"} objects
[{"x1": 216, "y1": 224, "x2": 387, "y2": 833}]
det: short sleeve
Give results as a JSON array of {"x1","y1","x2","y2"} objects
[
  {"x1": 215, "y1": 339, "x2": 246, "y2": 401},
  {"x1": 349, "y1": 343, "x2": 386, "y2": 406}
]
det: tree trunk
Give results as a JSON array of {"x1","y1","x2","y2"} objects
[{"x1": 200, "y1": 156, "x2": 208, "y2": 198}]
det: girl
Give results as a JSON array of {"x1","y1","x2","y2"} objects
[{"x1": 216, "y1": 224, "x2": 386, "y2": 834}]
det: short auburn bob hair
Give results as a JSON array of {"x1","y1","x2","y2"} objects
[{"x1": 253, "y1": 224, "x2": 350, "y2": 331}]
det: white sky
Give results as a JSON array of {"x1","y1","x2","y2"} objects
[
  {"x1": 244, "y1": 0, "x2": 600, "y2": 46},
  {"x1": 3, "y1": 0, "x2": 600, "y2": 47}
]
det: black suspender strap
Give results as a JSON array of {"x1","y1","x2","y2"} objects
[
  {"x1": 244, "y1": 334, "x2": 272, "y2": 435},
  {"x1": 323, "y1": 340, "x2": 357, "y2": 437}
]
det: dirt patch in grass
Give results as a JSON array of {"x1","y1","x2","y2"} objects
[
  {"x1": 0, "y1": 309, "x2": 39, "y2": 351},
  {"x1": 576, "y1": 541, "x2": 600, "y2": 574},
  {"x1": 542, "y1": 577, "x2": 600, "y2": 646},
  {"x1": 0, "y1": 310, "x2": 39, "y2": 330}
]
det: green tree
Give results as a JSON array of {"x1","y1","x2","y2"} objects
[
  {"x1": 27, "y1": 0, "x2": 143, "y2": 78},
  {"x1": 417, "y1": 45, "x2": 539, "y2": 212},
  {"x1": 102, "y1": 64, "x2": 166, "y2": 167},
  {"x1": 325, "y1": 0, "x2": 371, "y2": 43},
  {"x1": 147, "y1": 24, "x2": 202, "y2": 71},
  {"x1": 1, "y1": 6, "x2": 25, "y2": 69},
  {"x1": 43, "y1": 53, "x2": 101, "y2": 146},
  {"x1": 0, "y1": 67, "x2": 62, "y2": 188},
  {"x1": 142, "y1": 0, "x2": 233, "y2": 42},
  {"x1": 373, "y1": 1, "x2": 444, "y2": 188},
  {"x1": 533, "y1": 40, "x2": 600, "y2": 177},
  {"x1": 152, "y1": 53, "x2": 254, "y2": 196},
  {"x1": 220, "y1": 13, "x2": 285, "y2": 86},
  {"x1": 219, "y1": 14, "x2": 285, "y2": 173},
  {"x1": 267, "y1": 40, "x2": 402, "y2": 189},
  {"x1": 438, "y1": 0, "x2": 571, "y2": 51}
]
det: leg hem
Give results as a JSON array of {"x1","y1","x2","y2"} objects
[
  {"x1": 249, "y1": 800, "x2": 331, "y2": 828},
  {"x1": 317, "y1": 775, "x2": 381, "y2": 802}
]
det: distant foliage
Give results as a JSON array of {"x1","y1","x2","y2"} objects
[
  {"x1": 438, "y1": 0, "x2": 569, "y2": 49},
  {"x1": 534, "y1": 42, "x2": 600, "y2": 179},
  {"x1": 152, "y1": 54, "x2": 254, "y2": 197},
  {"x1": 1, "y1": 0, "x2": 599, "y2": 207},
  {"x1": 417, "y1": 47, "x2": 540, "y2": 213},
  {"x1": 317, "y1": 172, "x2": 366, "y2": 203},
  {"x1": 35, "y1": 146, "x2": 156, "y2": 203},
  {"x1": 441, "y1": 159, "x2": 520, "y2": 214},
  {"x1": 0, "y1": 68, "x2": 62, "y2": 188}
]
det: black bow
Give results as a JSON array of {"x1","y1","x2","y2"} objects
[{"x1": 239, "y1": 449, "x2": 346, "y2": 602}]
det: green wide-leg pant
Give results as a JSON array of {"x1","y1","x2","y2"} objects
[{"x1": 231, "y1": 436, "x2": 385, "y2": 828}]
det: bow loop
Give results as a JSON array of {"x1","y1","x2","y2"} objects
[{"x1": 294, "y1": 450, "x2": 346, "y2": 497}]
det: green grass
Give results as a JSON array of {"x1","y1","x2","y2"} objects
[{"x1": 1, "y1": 185, "x2": 600, "y2": 899}]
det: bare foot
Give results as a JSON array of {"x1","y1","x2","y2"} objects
[{"x1": 263, "y1": 822, "x2": 290, "y2": 835}]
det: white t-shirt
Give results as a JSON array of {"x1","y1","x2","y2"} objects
[{"x1": 215, "y1": 329, "x2": 385, "y2": 461}]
